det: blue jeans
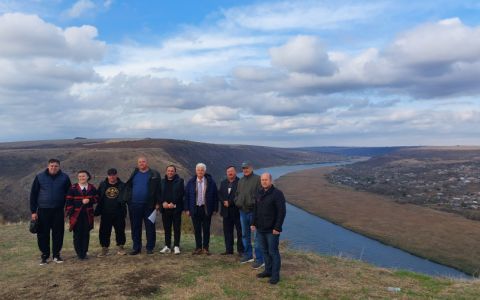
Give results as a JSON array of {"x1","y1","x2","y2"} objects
[
  {"x1": 129, "y1": 203, "x2": 156, "y2": 251},
  {"x1": 257, "y1": 231, "x2": 281, "y2": 280},
  {"x1": 239, "y1": 211, "x2": 263, "y2": 263}
]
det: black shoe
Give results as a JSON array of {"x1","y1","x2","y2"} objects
[
  {"x1": 256, "y1": 272, "x2": 272, "y2": 278},
  {"x1": 269, "y1": 278, "x2": 279, "y2": 285},
  {"x1": 39, "y1": 258, "x2": 48, "y2": 265},
  {"x1": 53, "y1": 256, "x2": 64, "y2": 264},
  {"x1": 129, "y1": 250, "x2": 141, "y2": 255},
  {"x1": 146, "y1": 249, "x2": 154, "y2": 255},
  {"x1": 221, "y1": 251, "x2": 233, "y2": 255}
]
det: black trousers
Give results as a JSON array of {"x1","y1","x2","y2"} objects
[
  {"x1": 99, "y1": 213, "x2": 126, "y2": 248},
  {"x1": 37, "y1": 207, "x2": 64, "y2": 259},
  {"x1": 73, "y1": 210, "x2": 90, "y2": 259},
  {"x1": 162, "y1": 210, "x2": 182, "y2": 248},
  {"x1": 191, "y1": 206, "x2": 211, "y2": 249},
  {"x1": 223, "y1": 214, "x2": 244, "y2": 254}
]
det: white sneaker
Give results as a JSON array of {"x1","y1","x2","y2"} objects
[
  {"x1": 174, "y1": 246, "x2": 181, "y2": 255},
  {"x1": 159, "y1": 246, "x2": 171, "y2": 254}
]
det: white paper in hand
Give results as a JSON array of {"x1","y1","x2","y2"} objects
[{"x1": 148, "y1": 210, "x2": 157, "y2": 223}]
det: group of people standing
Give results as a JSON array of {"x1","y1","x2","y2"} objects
[{"x1": 30, "y1": 156, "x2": 286, "y2": 284}]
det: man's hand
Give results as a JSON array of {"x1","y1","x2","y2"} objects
[
  {"x1": 250, "y1": 225, "x2": 256, "y2": 231},
  {"x1": 168, "y1": 203, "x2": 175, "y2": 209},
  {"x1": 223, "y1": 201, "x2": 229, "y2": 207},
  {"x1": 82, "y1": 198, "x2": 90, "y2": 205},
  {"x1": 273, "y1": 229, "x2": 280, "y2": 235},
  {"x1": 31, "y1": 213, "x2": 38, "y2": 221}
]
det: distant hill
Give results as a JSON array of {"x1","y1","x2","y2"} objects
[
  {"x1": 0, "y1": 138, "x2": 341, "y2": 222},
  {"x1": 297, "y1": 146, "x2": 410, "y2": 157}
]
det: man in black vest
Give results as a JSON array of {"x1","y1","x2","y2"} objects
[
  {"x1": 218, "y1": 166, "x2": 244, "y2": 256},
  {"x1": 30, "y1": 159, "x2": 71, "y2": 265}
]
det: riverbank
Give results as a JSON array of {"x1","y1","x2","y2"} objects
[
  {"x1": 275, "y1": 167, "x2": 480, "y2": 276},
  {"x1": 1, "y1": 223, "x2": 480, "y2": 299}
]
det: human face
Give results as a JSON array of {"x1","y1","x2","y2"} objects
[
  {"x1": 166, "y1": 166, "x2": 176, "y2": 179},
  {"x1": 137, "y1": 157, "x2": 148, "y2": 171},
  {"x1": 47, "y1": 162, "x2": 60, "y2": 175},
  {"x1": 196, "y1": 166, "x2": 205, "y2": 179},
  {"x1": 78, "y1": 172, "x2": 89, "y2": 185},
  {"x1": 107, "y1": 174, "x2": 118, "y2": 184},
  {"x1": 226, "y1": 167, "x2": 236, "y2": 181},
  {"x1": 260, "y1": 173, "x2": 272, "y2": 190},
  {"x1": 242, "y1": 166, "x2": 253, "y2": 176}
]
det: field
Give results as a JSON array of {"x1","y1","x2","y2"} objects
[
  {"x1": 1, "y1": 223, "x2": 480, "y2": 299},
  {"x1": 276, "y1": 167, "x2": 480, "y2": 275}
]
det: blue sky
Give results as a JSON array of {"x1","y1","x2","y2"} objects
[{"x1": 0, "y1": 0, "x2": 480, "y2": 146}]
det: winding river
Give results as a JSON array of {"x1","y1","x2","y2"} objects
[{"x1": 256, "y1": 163, "x2": 470, "y2": 279}]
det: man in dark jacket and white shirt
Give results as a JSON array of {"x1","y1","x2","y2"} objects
[
  {"x1": 30, "y1": 158, "x2": 71, "y2": 265},
  {"x1": 251, "y1": 172, "x2": 286, "y2": 285}
]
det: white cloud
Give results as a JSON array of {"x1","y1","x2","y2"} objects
[
  {"x1": 220, "y1": 0, "x2": 384, "y2": 31},
  {"x1": 269, "y1": 35, "x2": 337, "y2": 76},
  {"x1": 65, "y1": 0, "x2": 96, "y2": 19}
]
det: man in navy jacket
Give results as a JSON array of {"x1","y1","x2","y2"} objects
[
  {"x1": 184, "y1": 163, "x2": 218, "y2": 255},
  {"x1": 30, "y1": 158, "x2": 71, "y2": 265}
]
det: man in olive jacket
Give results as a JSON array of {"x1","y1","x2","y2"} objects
[
  {"x1": 124, "y1": 156, "x2": 161, "y2": 255},
  {"x1": 251, "y1": 172, "x2": 286, "y2": 285},
  {"x1": 234, "y1": 161, "x2": 263, "y2": 268}
]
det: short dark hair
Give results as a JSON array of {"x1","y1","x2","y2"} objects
[
  {"x1": 225, "y1": 165, "x2": 236, "y2": 171},
  {"x1": 166, "y1": 165, "x2": 177, "y2": 172},
  {"x1": 48, "y1": 158, "x2": 60, "y2": 165},
  {"x1": 77, "y1": 170, "x2": 92, "y2": 181}
]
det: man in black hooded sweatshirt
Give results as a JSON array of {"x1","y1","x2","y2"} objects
[{"x1": 95, "y1": 168, "x2": 127, "y2": 257}]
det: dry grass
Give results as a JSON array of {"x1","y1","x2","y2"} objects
[
  {"x1": 1, "y1": 223, "x2": 480, "y2": 299},
  {"x1": 276, "y1": 167, "x2": 480, "y2": 275}
]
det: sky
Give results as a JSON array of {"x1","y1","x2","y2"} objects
[{"x1": 0, "y1": 0, "x2": 480, "y2": 147}]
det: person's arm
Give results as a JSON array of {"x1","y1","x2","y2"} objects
[
  {"x1": 65, "y1": 186, "x2": 75, "y2": 217},
  {"x1": 212, "y1": 181, "x2": 219, "y2": 213},
  {"x1": 183, "y1": 183, "x2": 190, "y2": 216},
  {"x1": 273, "y1": 191, "x2": 287, "y2": 233},
  {"x1": 30, "y1": 176, "x2": 40, "y2": 219},
  {"x1": 155, "y1": 173, "x2": 162, "y2": 207},
  {"x1": 64, "y1": 176, "x2": 72, "y2": 194}
]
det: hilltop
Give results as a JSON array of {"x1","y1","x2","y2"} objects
[
  {"x1": 1, "y1": 223, "x2": 479, "y2": 299},
  {"x1": 0, "y1": 138, "x2": 340, "y2": 222}
]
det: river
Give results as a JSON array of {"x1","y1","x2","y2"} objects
[{"x1": 255, "y1": 162, "x2": 470, "y2": 279}]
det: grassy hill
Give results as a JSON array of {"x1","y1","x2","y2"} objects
[
  {"x1": 1, "y1": 223, "x2": 479, "y2": 299},
  {"x1": 0, "y1": 138, "x2": 340, "y2": 222}
]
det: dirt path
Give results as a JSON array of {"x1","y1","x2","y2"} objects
[{"x1": 276, "y1": 167, "x2": 480, "y2": 275}]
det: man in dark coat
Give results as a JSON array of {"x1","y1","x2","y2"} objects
[
  {"x1": 251, "y1": 172, "x2": 286, "y2": 285},
  {"x1": 124, "y1": 156, "x2": 161, "y2": 255},
  {"x1": 159, "y1": 165, "x2": 185, "y2": 255},
  {"x1": 184, "y1": 163, "x2": 218, "y2": 255},
  {"x1": 30, "y1": 158, "x2": 71, "y2": 265},
  {"x1": 218, "y1": 166, "x2": 244, "y2": 256},
  {"x1": 95, "y1": 168, "x2": 127, "y2": 256}
]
